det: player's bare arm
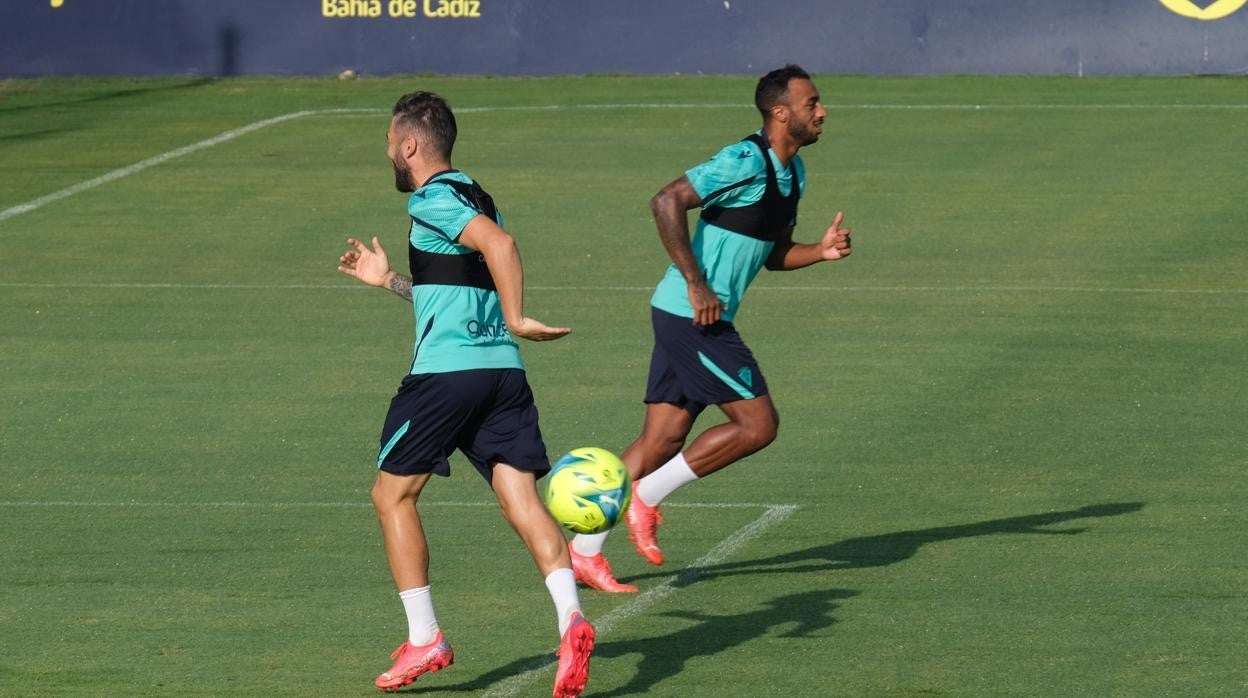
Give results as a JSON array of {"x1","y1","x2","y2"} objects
[
  {"x1": 764, "y1": 211, "x2": 853, "y2": 272},
  {"x1": 651, "y1": 175, "x2": 724, "y2": 326},
  {"x1": 338, "y1": 236, "x2": 414, "y2": 302},
  {"x1": 458, "y1": 214, "x2": 570, "y2": 342}
]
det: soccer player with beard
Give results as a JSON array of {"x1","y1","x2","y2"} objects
[
  {"x1": 568, "y1": 65, "x2": 857, "y2": 593},
  {"x1": 337, "y1": 91, "x2": 594, "y2": 696}
]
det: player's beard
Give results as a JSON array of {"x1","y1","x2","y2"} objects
[
  {"x1": 392, "y1": 156, "x2": 415, "y2": 192},
  {"x1": 788, "y1": 119, "x2": 821, "y2": 146}
]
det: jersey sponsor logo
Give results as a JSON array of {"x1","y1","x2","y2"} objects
[
  {"x1": 466, "y1": 319, "x2": 509, "y2": 339},
  {"x1": 1159, "y1": 0, "x2": 1247, "y2": 19},
  {"x1": 736, "y1": 149, "x2": 754, "y2": 159}
]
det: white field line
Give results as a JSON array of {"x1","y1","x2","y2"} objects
[
  {"x1": 0, "y1": 110, "x2": 316, "y2": 223},
  {"x1": 479, "y1": 503, "x2": 800, "y2": 698},
  {"x1": 2, "y1": 282, "x2": 1245, "y2": 295},
  {"x1": 3, "y1": 100, "x2": 1246, "y2": 223}
]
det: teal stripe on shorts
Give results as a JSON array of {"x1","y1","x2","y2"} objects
[
  {"x1": 697, "y1": 351, "x2": 756, "y2": 401},
  {"x1": 377, "y1": 420, "x2": 411, "y2": 468}
]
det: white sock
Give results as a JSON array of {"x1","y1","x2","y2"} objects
[
  {"x1": 399, "y1": 586, "x2": 440, "y2": 646},
  {"x1": 544, "y1": 567, "x2": 582, "y2": 636},
  {"x1": 635, "y1": 452, "x2": 698, "y2": 506},
  {"x1": 571, "y1": 531, "x2": 610, "y2": 556}
]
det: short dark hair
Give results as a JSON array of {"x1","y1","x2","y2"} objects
[
  {"x1": 392, "y1": 91, "x2": 457, "y2": 159},
  {"x1": 754, "y1": 64, "x2": 812, "y2": 117}
]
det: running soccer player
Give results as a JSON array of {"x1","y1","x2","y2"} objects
[
  {"x1": 337, "y1": 91, "x2": 594, "y2": 696},
  {"x1": 569, "y1": 65, "x2": 855, "y2": 593}
]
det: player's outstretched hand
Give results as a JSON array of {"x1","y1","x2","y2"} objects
[
  {"x1": 338, "y1": 236, "x2": 392, "y2": 287},
  {"x1": 820, "y1": 211, "x2": 853, "y2": 261},
  {"x1": 508, "y1": 317, "x2": 572, "y2": 342}
]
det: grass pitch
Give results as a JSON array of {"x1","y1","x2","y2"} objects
[{"x1": 1, "y1": 74, "x2": 1246, "y2": 696}]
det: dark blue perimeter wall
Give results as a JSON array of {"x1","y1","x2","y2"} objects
[{"x1": 3, "y1": 0, "x2": 1247, "y2": 77}]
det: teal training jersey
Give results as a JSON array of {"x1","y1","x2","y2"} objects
[
  {"x1": 650, "y1": 131, "x2": 805, "y2": 322},
  {"x1": 405, "y1": 170, "x2": 524, "y2": 374}
]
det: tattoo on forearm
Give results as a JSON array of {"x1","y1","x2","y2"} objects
[{"x1": 388, "y1": 273, "x2": 414, "y2": 302}]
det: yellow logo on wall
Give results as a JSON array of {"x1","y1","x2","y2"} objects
[
  {"x1": 51, "y1": 0, "x2": 65, "y2": 7},
  {"x1": 1159, "y1": 0, "x2": 1248, "y2": 20}
]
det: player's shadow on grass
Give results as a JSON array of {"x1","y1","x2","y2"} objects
[
  {"x1": 407, "y1": 588, "x2": 854, "y2": 696},
  {"x1": 591, "y1": 588, "x2": 856, "y2": 697},
  {"x1": 627, "y1": 501, "x2": 1146, "y2": 587},
  {"x1": 402, "y1": 503, "x2": 1143, "y2": 694}
]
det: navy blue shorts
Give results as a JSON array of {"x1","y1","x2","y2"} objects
[
  {"x1": 644, "y1": 307, "x2": 769, "y2": 417},
  {"x1": 376, "y1": 368, "x2": 550, "y2": 483}
]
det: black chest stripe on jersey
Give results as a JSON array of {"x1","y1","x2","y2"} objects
[
  {"x1": 408, "y1": 246, "x2": 496, "y2": 290},
  {"x1": 699, "y1": 132, "x2": 800, "y2": 243},
  {"x1": 407, "y1": 174, "x2": 502, "y2": 290}
]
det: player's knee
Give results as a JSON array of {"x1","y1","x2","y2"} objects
[
  {"x1": 370, "y1": 478, "x2": 411, "y2": 514},
  {"x1": 631, "y1": 431, "x2": 683, "y2": 466},
  {"x1": 369, "y1": 481, "x2": 391, "y2": 513},
  {"x1": 652, "y1": 433, "x2": 685, "y2": 461},
  {"x1": 492, "y1": 479, "x2": 536, "y2": 525},
  {"x1": 750, "y1": 422, "x2": 778, "y2": 451},
  {"x1": 492, "y1": 487, "x2": 518, "y2": 520},
  {"x1": 742, "y1": 408, "x2": 779, "y2": 451}
]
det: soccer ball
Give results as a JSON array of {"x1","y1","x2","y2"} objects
[{"x1": 544, "y1": 447, "x2": 632, "y2": 535}]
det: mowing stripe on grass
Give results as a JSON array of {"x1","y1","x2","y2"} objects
[
  {"x1": 1, "y1": 497, "x2": 799, "y2": 694},
  {"x1": 0, "y1": 500, "x2": 791, "y2": 510},
  {"x1": 3, "y1": 101, "x2": 1243, "y2": 224},
  {"x1": 833, "y1": 103, "x2": 1248, "y2": 110},
  {"x1": 0, "y1": 495, "x2": 796, "y2": 694},
  {"x1": 0, "y1": 105, "x2": 737, "y2": 223},
  {"x1": 479, "y1": 503, "x2": 800, "y2": 698}
]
